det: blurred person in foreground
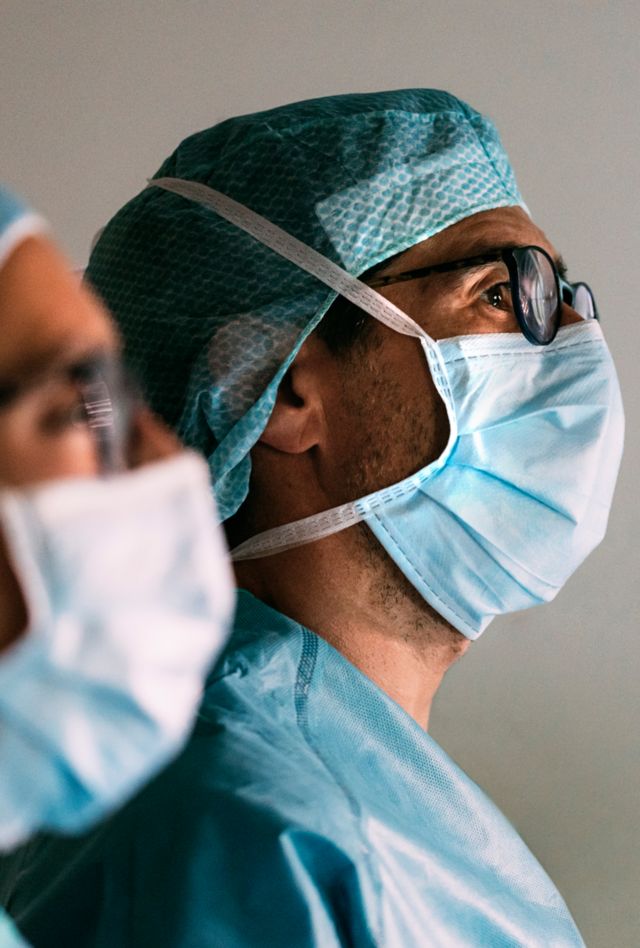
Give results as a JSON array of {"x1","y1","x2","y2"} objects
[
  {"x1": 1, "y1": 91, "x2": 624, "y2": 946},
  {"x1": 0, "y1": 186, "x2": 234, "y2": 948}
]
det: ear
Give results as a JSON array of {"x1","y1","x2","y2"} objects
[{"x1": 259, "y1": 337, "x2": 326, "y2": 455}]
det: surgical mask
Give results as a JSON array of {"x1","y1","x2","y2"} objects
[
  {"x1": 152, "y1": 179, "x2": 625, "y2": 640},
  {"x1": 0, "y1": 451, "x2": 234, "y2": 849}
]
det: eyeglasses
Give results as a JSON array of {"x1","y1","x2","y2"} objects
[
  {"x1": 0, "y1": 353, "x2": 138, "y2": 474},
  {"x1": 69, "y1": 356, "x2": 138, "y2": 473},
  {"x1": 367, "y1": 245, "x2": 598, "y2": 346}
]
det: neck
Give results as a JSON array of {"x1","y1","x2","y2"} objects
[{"x1": 234, "y1": 522, "x2": 469, "y2": 729}]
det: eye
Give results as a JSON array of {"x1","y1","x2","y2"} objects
[
  {"x1": 39, "y1": 393, "x2": 89, "y2": 435},
  {"x1": 481, "y1": 281, "x2": 514, "y2": 313}
]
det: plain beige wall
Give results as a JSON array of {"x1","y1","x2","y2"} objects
[{"x1": 2, "y1": 1, "x2": 638, "y2": 944}]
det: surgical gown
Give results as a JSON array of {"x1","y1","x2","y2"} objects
[
  {"x1": 0, "y1": 912, "x2": 26, "y2": 948},
  {"x1": 0, "y1": 590, "x2": 584, "y2": 946}
]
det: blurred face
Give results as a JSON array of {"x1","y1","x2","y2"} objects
[
  {"x1": 0, "y1": 235, "x2": 183, "y2": 650},
  {"x1": 0, "y1": 235, "x2": 120, "y2": 646},
  {"x1": 0, "y1": 236, "x2": 118, "y2": 485}
]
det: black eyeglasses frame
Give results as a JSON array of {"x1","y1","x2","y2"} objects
[{"x1": 367, "y1": 244, "x2": 598, "y2": 346}]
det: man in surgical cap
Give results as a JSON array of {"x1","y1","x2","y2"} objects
[
  {"x1": 0, "y1": 186, "x2": 234, "y2": 948},
  {"x1": 0, "y1": 91, "x2": 624, "y2": 946}
]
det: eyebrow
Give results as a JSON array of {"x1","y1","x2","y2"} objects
[{"x1": 373, "y1": 243, "x2": 569, "y2": 285}]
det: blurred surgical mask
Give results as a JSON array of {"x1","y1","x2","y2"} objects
[{"x1": 0, "y1": 449, "x2": 234, "y2": 849}]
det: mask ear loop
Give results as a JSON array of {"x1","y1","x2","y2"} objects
[{"x1": 148, "y1": 178, "x2": 457, "y2": 560}]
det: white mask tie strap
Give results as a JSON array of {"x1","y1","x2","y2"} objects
[{"x1": 150, "y1": 177, "x2": 428, "y2": 342}]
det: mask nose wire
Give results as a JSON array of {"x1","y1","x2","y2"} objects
[{"x1": 147, "y1": 178, "x2": 457, "y2": 560}]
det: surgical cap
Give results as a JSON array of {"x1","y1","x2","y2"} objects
[
  {"x1": 0, "y1": 186, "x2": 48, "y2": 271},
  {"x1": 86, "y1": 89, "x2": 526, "y2": 519}
]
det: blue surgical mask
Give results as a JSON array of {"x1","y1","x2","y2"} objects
[
  {"x1": 150, "y1": 180, "x2": 625, "y2": 641},
  {"x1": 0, "y1": 452, "x2": 234, "y2": 849},
  {"x1": 363, "y1": 321, "x2": 624, "y2": 638}
]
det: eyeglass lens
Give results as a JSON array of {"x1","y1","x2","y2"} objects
[
  {"x1": 512, "y1": 247, "x2": 558, "y2": 345},
  {"x1": 73, "y1": 358, "x2": 137, "y2": 474},
  {"x1": 571, "y1": 283, "x2": 597, "y2": 321}
]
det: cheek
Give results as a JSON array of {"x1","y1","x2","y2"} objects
[
  {"x1": 0, "y1": 414, "x2": 100, "y2": 486},
  {"x1": 380, "y1": 340, "x2": 449, "y2": 477},
  {"x1": 332, "y1": 336, "x2": 449, "y2": 500}
]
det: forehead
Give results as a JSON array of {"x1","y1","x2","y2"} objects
[
  {"x1": 0, "y1": 237, "x2": 117, "y2": 379},
  {"x1": 382, "y1": 206, "x2": 558, "y2": 273}
]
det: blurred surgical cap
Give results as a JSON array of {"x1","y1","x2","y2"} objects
[
  {"x1": 0, "y1": 186, "x2": 48, "y2": 271},
  {"x1": 86, "y1": 89, "x2": 525, "y2": 518}
]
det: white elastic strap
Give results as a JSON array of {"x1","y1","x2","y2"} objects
[
  {"x1": 150, "y1": 178, "x2": 428, "y2": 342},
  {"x1": 231, "y1": 500, "x2": 371, "y2": 560},
  {"x1": 229, "y1": 452, "x2": 454, "y2": 560},
  {"x1": 148, "y1": 177, "x2": 455, "y2": 561}
]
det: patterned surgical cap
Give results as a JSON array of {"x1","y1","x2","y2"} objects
[{"x1": 86, "y1": 89, "x2": 525, "y2": 518}]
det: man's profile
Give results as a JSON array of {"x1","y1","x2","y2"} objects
[{"x1": 0, "y1": 89, "x2": 623, "y2": 947}]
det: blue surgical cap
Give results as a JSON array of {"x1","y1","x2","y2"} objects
[
  {"x1": 0, "y1": 186, "x2": 48, "y2": 271},
  {"x1": 86, "y1": 89, "x2": 526, "y2": 518}
]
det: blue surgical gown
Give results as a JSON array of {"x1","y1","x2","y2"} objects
[
  {"x1": 0, "y1": 912, "x2": 26, "y2": 948},
  {"x1": 0, "y1": 590, "x2": 584, "y2": 946}
]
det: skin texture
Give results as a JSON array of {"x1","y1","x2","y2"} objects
[
  {"x1": 234, "y1": 207, "x2": 583, "y2": 728},
  {"x1": 0, "y1": 235, "x2": 179, "y2": 651}
]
